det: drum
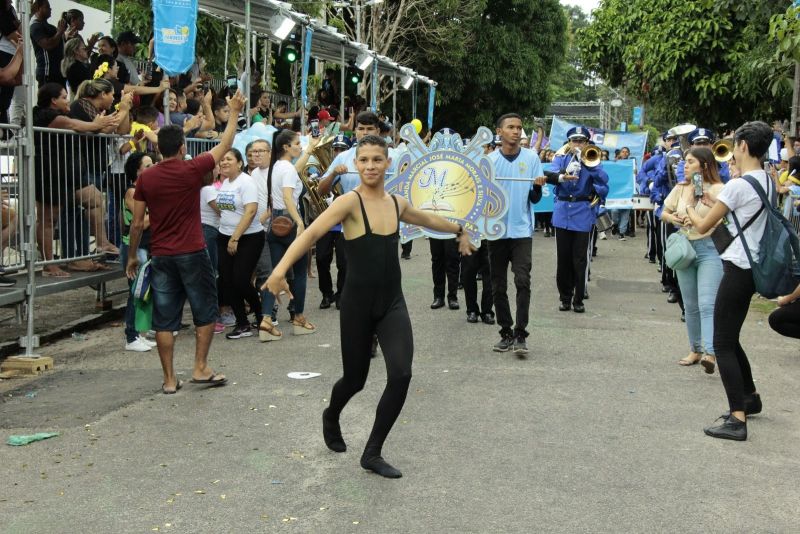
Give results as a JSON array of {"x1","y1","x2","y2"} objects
[{"x1": 595, "y1": 212, "x2": 613, "y2": 233}]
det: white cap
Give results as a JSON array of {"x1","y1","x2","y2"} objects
[{"x1": 781, "y1": 147, "x2": 789, "y2": 162}]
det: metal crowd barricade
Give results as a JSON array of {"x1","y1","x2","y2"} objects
[
  {"x1": 32, "y1": 127, "x2": 129, "y2": 268},
  {"x1": 185, "y1": 137, "x2": 220, "y2": 159},
  {"x1": 0, "y1": 124, "x2": 25, "y2": 274}
]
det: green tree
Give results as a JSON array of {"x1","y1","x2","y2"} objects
[
  {"x1": 550, "y1": 5, "x2": 596, "y2": 103},
  {"x1": 577, "y1": 0, "x2": 789, "y2": 128},
  {"x1": 416, "y1": 0, "x2": 567, "y2": 133}
]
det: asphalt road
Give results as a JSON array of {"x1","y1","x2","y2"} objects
[{"x1": 2, "y1": 233, "x2": 799, "y2": 533}]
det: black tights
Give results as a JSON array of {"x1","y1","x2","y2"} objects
[
  {"x1": 713, "y1": 261, "x2": 757, "y2": 413},
  {"x1": 327, "y1": 293, "x2": 413, "y2": 455},
  {"x1": 769, "y1": 299, "x2": 800, "y2": 339}
]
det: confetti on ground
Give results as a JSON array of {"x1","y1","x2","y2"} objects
[{"x1": 194, "y1": 490, "x2": 205, "y2": 494}]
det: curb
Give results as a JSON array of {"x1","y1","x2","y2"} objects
[{"x1": 0, "y1": 303, "x2": 126, "y2": 361}]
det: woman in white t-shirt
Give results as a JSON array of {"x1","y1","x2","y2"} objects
[
  {"x1": 686, "y1": 121, "x2": 774, "y2": 441},
  {"x1": 662, "y1": 147, "x2": 724, "y2": 372},
  {"x1": 216, "y1": 148, "x2": 264, "y2": 339},
  {"x1": 258, "y1": 129, "x2": 318, "y2": 340}
]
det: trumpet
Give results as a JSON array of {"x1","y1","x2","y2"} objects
[
  {"x1": 712, "y1": 139, "x2": 734, "y2": 163},
  {"x1": 577, "y1": 145, "x2": 602, "y2": 168}
]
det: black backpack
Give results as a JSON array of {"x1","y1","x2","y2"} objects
[{"x1": 731, "y1": 175, "x2": 800, "y2": 298}]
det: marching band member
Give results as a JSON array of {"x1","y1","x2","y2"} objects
[
  {"x1": 675, "y1": 128, "x2": 731, "y2": 184},
  {"x1": 487, "y1": 113, "x2": 543, "y2": 355},
  {"x1": 429, "y1": 128, "x2": 462, "y2": 311},
  {"x1": 542, "y1": 126, "x2": 609, "y2": 314},
  {"x1": 316, "y1": 134, "x2": 351, "y2": 309},
  {"x1": 637, "y1": 133, "x2": 672, "y2": 264},
  {"x1": 652, "y1": 132, "x2": 684, "y2": 312}
]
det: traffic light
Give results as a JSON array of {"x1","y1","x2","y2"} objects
[
  {"x1": 283, "y1": 44, "x2": 298, "y2": 63},
  {"x1": 348, "y1": 65, "x2": 361, "y2": 84}
]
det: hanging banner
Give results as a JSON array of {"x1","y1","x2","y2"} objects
[
  {"x1": 549, "y1": 116, "x2": 647, "y2": 167},
  {"x1": 371, "y1": 59, "x2": 378, "y2": 111},
  {"x1": 536, "y1": 160, "x2": 636, "y2": 212},
  {"x1": 427, "y1": 86, "x2": 436, "y2": 130},
  {"x1": 152, "y1": 0, "x2": 198, "y2": 76},
  {"x1": 301, "y1": 28, "x2": 313, "y2": 108},
  {"x1": 385, "y1": 125, "x2": 509, "y2": 245}
]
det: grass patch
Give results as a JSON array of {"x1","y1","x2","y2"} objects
[{"x1": 750, "y1": 296, "x2": 777, "y2": 315}]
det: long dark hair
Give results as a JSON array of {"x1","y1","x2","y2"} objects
[
  {"x1": 686, "y1": 147, "x2": 722, "y2": 184},
  {"x1": 266, "y1": 129, "x2": 298, "y2": 211}
]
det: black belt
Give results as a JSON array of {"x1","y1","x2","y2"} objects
[{"x1": 557, "y1": 195, "x2": 591, "y2": 202}]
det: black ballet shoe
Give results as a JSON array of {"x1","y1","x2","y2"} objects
[
  {"x1": 360, "y1": 453, "x2": 402, "y2": 479},
  {"x1": 322, "y1": 409, "x2": 346, "y2": 453}
]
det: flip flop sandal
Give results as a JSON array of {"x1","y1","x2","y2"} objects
[
  {"x1": 162, "y1": 380, "x2": 184, "y2": 395},
  {"x1": 678, "y1": 355, "x2": 701, "y2": 366},
  {"x1": 189, "y1": 373, "x2": 227, "y2": 387}
]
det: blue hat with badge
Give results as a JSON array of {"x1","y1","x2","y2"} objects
[
  {"x1": 661, "y1": 130, "x2": 676, "y2": 141},
  {"x1": 332, "y1": 134, "x2": 351, "y2": 149},
  {"x1": 492, "y1": 134, "x2": 502, "y2": 147},
  {"x1": 688, "y1": 128, "x2": 714, "y2": 144},
  {"x1": 567, "y1": 126, "x2": 591, "y2": 140}
]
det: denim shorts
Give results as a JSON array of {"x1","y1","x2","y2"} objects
[{"x1": 151, "y1": 249, "x2": 218, "y2": 331}]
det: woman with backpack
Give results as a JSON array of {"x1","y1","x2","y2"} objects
[{"x1": 684, "y1": 121, "x2": 775, "y2": 442}]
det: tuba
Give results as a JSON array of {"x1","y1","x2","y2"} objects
[
  {"x1": 712, "y1": 139, "x2": 734, "y2": 163},
  {"x1": 299, "y1": 135, "x2": 337, "y2": 225}
]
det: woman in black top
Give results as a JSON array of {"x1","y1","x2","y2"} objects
[
  {"x1": 33, "y1": 83, "x2": 120, "y2": 275},
  {"x1": 61, "y1": 37, "x2": 90, "y2": 98},
  {"x1": 68, "y1": 78, "x2": 133, "y2": 256}
]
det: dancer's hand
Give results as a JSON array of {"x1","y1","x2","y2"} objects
[
  {"x1": 456, "y1": 232, "x2": 476, "y2": 256},
  {"x1": 125, "y1": 257, "x2": 139, "y2": 280},
  {"x1": 777, "y1": 295, "x2": 792, "y2": 307},
  {"x1": 262, "y1": 272, "x2": 294, "y2": 303}
]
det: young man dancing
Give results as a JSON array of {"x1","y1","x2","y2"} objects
[{"x1": 264, "y1": 135, "x2": 473, "y2": 478}]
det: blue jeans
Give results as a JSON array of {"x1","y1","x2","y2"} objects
[
  {"x1": 120, "y1": 243, "x2": 149, "y2": 343},
  {"x1": 676, "y1": 237, "x2": 723, "y2": 354},
  {"x1": 261, "y1": 226, "x2": 307, "y2": 316},
  {"x1": 202, "y1": 224, "x2": 220, "y2": 276},
  {"x1": 151, "y1": 250, "x2": 218, "y2": 331},
  {"x1": 610, "y1": 209, "x2": 630, "y2": 235}
]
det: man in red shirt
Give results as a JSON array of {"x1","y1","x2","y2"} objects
[{"x1": 126, "y1": 90, "x2": 246, "y2": 394}]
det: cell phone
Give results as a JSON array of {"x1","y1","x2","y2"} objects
[
  {"x1": 144, "y1": 61, "x2": 153, "y2": 78},
  {"x1": 692, "y1": 172, "x2": 703, "y2": 198},
  {"x1": 310, "y1": 119, "x2": 320, "y2": 138},
  {"x1": 202, "y1": 81, "x2": 210, "y2": 92},
  {"x1": 226, "y1": 75, "x2": 238, "y2": 91}
]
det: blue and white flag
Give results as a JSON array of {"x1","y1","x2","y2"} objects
[
  {"x1": 427, "y1": 86, "x2": 436, "y2": 130},
  {"x1": 301, "y1": 29, "x2": 313, "y2": 108},
  {"x1": 152, "y1": 0, "x2": 198, "y2": 76},
  {"x1": 535, "y1": 160, "x2": 635, "y2": 213}
]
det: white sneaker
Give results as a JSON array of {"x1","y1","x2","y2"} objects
[
  {"x1": 599, "y1": 231, "x2": 607, "y2": 240},
  {"x1": 125, "y1": 338, "x2": 152, "y2": 352},
  {"x1": 219, "y1": 312, "x2": 236, "y2": 327},
  {"x1": 138, "y1": 336, "x2": 157, "y2": 348}
]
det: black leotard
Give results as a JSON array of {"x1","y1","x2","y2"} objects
[{"x1": 324, "y1": 191, "x2": 413, "y2": 476}]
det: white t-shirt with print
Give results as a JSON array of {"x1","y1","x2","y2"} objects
[
  {"x1": 216, "y1": 173, "x2": 263, "y2": 236},
  {"x1": 717, "y1": 170, "x2": 771, "y2": 270},
  {"x1": 200, "y1": 185, "x2": 220, "y2": 227},
  {"x1": 269, "y1": 160, "x2": 302, "y2": 211}
]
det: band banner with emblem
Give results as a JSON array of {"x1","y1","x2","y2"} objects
[
  {"x1": 385, "y1": 125, "x2": 509, "y2": 245},
  {"x1": 152, "y1": 0, "x2": 198, "y2": 76},
  {"x1": 427, "y1": 86, "x2": 436, "y2": 130},
  {"x1": 549, "y1": 116, "x2": 647, "y2": 167}
]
